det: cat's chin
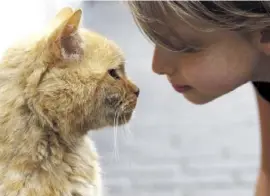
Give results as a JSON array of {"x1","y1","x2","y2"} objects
[
  {"x1": 106, "y1": 110, "x2": 134, "y2": 127},
  {"x1": 119, "y1": 112, "x2": 133, "y2": 125}
]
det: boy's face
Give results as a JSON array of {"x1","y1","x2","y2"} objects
[{"x1": 151, "y1": 20, "x2": 261, "y2": 104}]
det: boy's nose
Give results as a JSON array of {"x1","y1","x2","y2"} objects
[{"x1": 152, "y1": 46, "x2": 174, "y2": 75}]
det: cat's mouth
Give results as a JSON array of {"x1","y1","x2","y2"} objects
[{"x1": 106, "y1": 96, "x2": 137, "y2": 126}]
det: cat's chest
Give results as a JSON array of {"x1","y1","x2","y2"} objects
[
  {"x1": 0, "y1": 136, "x2": 102, "y2": 196},
  {"x1": 51, "y1": 138, "x2": 101, "y2": 196},
  {"x1": 47, "y1": 137, "x2": 101, "y2": 195},
  {"x1": 55, "y1": 137, "x2": 101, "y2": 196}
]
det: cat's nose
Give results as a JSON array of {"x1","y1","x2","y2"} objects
[{"x1": 134, "y1": 89, "x2": 140, "y2": 97}]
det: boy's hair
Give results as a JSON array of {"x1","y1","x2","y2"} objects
[{"x1": 127, "y1": 1, "x2": 270, "y2": 50}]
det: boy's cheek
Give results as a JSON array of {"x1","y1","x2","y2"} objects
[{"x1": 186, "y1": 63, "x2": 249, "y2": 95}]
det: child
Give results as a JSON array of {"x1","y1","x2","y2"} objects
[{"x1": 128, "y1": 1, "x2": 270, "y2": 195}]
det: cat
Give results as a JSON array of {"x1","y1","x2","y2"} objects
[{"x1": 0, "y1": 7, "x2": 139, "y2": 196}]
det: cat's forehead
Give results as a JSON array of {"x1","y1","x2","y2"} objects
[{"x1": 81, "y1": 29, "x2": 125, "y2": 70}]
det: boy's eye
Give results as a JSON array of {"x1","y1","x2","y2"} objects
[
  {"x1": 181, "y1": 47, "x2": 201, "y2": 53},
  {"x1": 157, "y1": 34, "x2": 201, "y2": 53},
  {"x1": 165, "y1": 45, "x2": 201, "y2": 53},
  {"x1": 108, "y1": 69, "x2": 120, "y2": 80},
  {"x1": 160, "y1": 39, "x2": 201, "y2": 53}
]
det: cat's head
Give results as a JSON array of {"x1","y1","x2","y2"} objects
[{"x1": 2, "y1": 7, "x2": 139, "y2": 133}]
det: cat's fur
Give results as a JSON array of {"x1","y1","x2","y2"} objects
[{"x1": 0, "y1": 7, "x2": 139, "y2": 196}]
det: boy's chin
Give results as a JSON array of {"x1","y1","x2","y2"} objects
[{"x1": 183, "y1": 93, "x2": 218, "y2": 105}]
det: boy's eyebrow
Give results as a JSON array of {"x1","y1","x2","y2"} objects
[
  {"x1": 167, "y1": 33, "x2": 202, "y2": 47},
  {"x1": 146, "y1": 20, "x2": 203, "y2": 50}
]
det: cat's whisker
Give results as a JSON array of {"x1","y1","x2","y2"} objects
[
  {"x1": 112, "y1": 108, "x2": 120, "y2": 161},
  {"x1": 116, "y1": 108, "x2": 123, "y2": 159},
  {"x1": 117, "y1": 113, "x2": 126, "y2": 140},
  {"x1": 121, "y1": 114, "x2": 133, "y2": 141},
  {"x1": 124, "y1": 114, "x2": 133, "y2": 138},
  {"x1": 113, "y1": 109, "x2": 117, "y2": 155}
]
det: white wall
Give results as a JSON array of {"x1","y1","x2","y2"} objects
[{"x1": 0, "y1": 0, "x2": 82, "y2": 57}]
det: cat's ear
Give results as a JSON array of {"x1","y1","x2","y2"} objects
[
  {"x1": 55, "y1": 7, "x2": 74, "y2": 21},
  {"x1": 47, "y1": 7, "x2": 74, "y2": 30},
  {"x1": 46, "y1": 8, "x2": 83, "y2": 62}
]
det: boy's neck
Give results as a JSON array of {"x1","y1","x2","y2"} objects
[{"x1": 252, "y1": 55, "x2": 270, "y2": 83}]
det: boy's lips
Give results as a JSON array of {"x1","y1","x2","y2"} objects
[
  {"x1": 171, "y1": 84, "x2": 192, "y2": 93},
  {"x1": 167, "y1": 77, "x2": 192, "y2": 93}
]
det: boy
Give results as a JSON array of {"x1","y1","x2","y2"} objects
[{"x1": 128, "y1": 1, "x2": 270, "y2": 195}]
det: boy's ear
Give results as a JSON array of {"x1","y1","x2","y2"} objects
[
  {"x1": 46, "y1": 8, "x2": 83, "y2": 63},
  {"x1": 259, "y1": 27, "x2": 270, "y2": 55}
]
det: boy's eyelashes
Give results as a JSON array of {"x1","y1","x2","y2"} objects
[
  {"x1": 180, "y1": 47, "x2": 201, "y2": 53},
  {"x1": 163, "y1": 42, "x2": 202, "y2": 53},
  {"x1": 158, "y1": 43, "x2": 201, "y2": 53}
]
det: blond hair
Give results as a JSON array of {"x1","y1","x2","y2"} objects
[{"x1": 127, "y1": 1, "x2": 270, "y2": 51}]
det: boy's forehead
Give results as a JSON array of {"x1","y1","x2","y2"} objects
[
  {"x1": 177, "y1": 20, "x2": 238, "y2": 45},
  {"x1": 153, "y1": 18, "x2": 223, "y2": 44}
]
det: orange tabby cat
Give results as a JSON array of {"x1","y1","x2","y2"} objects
[{"x1": 0, "y1": 7, "x2": 139, "y2": 196}]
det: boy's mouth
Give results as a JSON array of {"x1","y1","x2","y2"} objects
[{"x1": 171, "y1": 84, "x2": 192, "y2": 93}]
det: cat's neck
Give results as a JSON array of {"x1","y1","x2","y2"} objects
[{"x1": 0, "y1": 87, "x2": 85, "y2": 167}]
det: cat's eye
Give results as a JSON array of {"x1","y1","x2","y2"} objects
[{"x1": 108, "y1": 69, "x2": 120, "y2": 80}]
